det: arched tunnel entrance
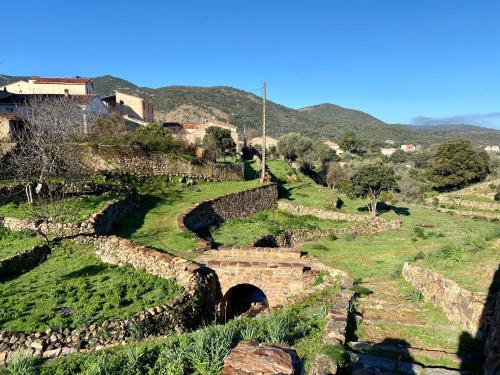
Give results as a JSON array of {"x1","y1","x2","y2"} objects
[{"x1": 218, "y1": 284, "x2": 269, "y2": 321}]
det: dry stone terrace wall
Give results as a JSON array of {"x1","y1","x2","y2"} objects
[
  {"x1": 0, "y1": 192, "x2": 140, "y2": 237},
  {"x1": 179, "y1": 183, "x2": 278, "y2": 234},
  {"x1": 0, "y1": 245, "x2": 50, "y2": 278},
  {"x1": 402, "y1": 263, "x2": 493, "y2": 337},
  {"x1": 85, "y1": 146, "x2": 244, "y2": 181}
]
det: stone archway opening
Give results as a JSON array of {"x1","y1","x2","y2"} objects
[{"x1": 219, "y1": 284, "x2": 269, "y2": 321}]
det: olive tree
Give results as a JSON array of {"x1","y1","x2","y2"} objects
[{"x1": 349, "y1": 160, "x2": 397, "y2": 217}]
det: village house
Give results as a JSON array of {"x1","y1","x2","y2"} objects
[
  {"x1": 164, "y1": 119, "x2": 240, "y2": 151},
  {"x1": 484, "y1": 145, "x2": 500, "y2": 153},
  {"x1": 385, "y1": 139, "x2": 396, "y2": 145},
  {"x1": 101, "y1": 91, "x2": 154, "y2": 124},
  {"x1": 380, "y1": 148, "x2": 397, "y2": 157},
  {"x1": 323, "y1": 140, "x2": 344, "y2": 154},
  {"x1": 0, "y1": 112, "x2": 23, "y2": 141},
  {"x1": 1, "y1": 77, "x2": 96, "y2": 96},
  {"x1": 400, "y1": 143, "x2": 422, "y2": 152},
  {"x1": 249, "y1": 136, "x2": 278, "y2": 150}
]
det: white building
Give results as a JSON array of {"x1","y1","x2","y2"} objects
[
  {"x1": 381, "y1": 148, "x2": 397, "y2": 157},
  {"x1": 485, "y1": 145, "x2": 500, "y2": 153},
  {"x1": 1, "y1": 77, "x2": 96, "y2": 96}
]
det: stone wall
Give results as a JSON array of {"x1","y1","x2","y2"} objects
[
  {"x1": 1, "y1": 192, "x2": 139, "y2": 238},
  {"x1": 0, "y1": 236, "x2": 221, "y2": 363},
  {"x1": 0, "y1": 245, "x2": 50, "y2": 278},
  {"x1": 435, "y1": 207, "x2": 500, "y2": 222},
  {"x1": 85, "y1": 145, "x2": 244, "y2": 181},
  {"x1": 402, "y1": 262, "x2": 492, "y2": 337},
  {"x1": 0, "y1": 293, "x2": 203, "y2": 363},
  {"x1": 278, "y1": 201, "x2": 373, "y2": 223},
  {"x1": 179, "y1": 183, "x2": 278, "y2": 234}
]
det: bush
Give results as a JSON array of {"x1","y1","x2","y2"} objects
[
  {"x1": 405, "y1": 290, "x2": 423, "y2": 303},
  {"x1": 5, "y1": 350, "x2": 40, "y2": 375}
]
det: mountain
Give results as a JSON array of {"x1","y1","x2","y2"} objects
[{"x1": 2, "y1": 74, "x2": 499, "y2": 146}]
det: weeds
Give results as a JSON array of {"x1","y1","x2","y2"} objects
[{"x1": 5, "y1": 350, "x2": 39, "y2": 375}]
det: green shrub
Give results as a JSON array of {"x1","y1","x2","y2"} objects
[
  {"x1": 5, "y1": 350, "x2": 39, "y2": 375},
  {"x1": 413, "y1": 227, "x2": 426, "y2": 239},
  {"x1": 405, "y1": 290, "x2": 423, "y2": 303}
]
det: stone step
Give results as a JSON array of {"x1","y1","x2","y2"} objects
[
  {"x1": 349, "y1": 351, "x2": 463, "y2": 375},
  {"x1": 349, "y1": 341, "x2": 471, "y2": 365}
]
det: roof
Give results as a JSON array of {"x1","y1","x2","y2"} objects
[
  {"x1": 181, "y1": 123, "x2": 198, "y2": 129},
  {"x1": 29, "y1": 77, "x2": 91, "y2": 84},
  {"x1": 0, "y1": 112, "x2": 21, "y2": 120}
]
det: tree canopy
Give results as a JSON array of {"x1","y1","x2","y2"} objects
[
  {"x1": 349, "y1": 160, "x2": 397, "y2": 216},
  {"x1": 427, "y1": 139, "x2": 489, "y2": 190},
  {"x1": 203, "y1": 127, "x2": 236, "y2": 160}
]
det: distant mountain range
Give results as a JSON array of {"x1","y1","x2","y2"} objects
[{"x1": 1, "y1": 74, "x2": 499, "y2": 147}]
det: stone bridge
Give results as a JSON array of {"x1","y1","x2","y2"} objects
[{"x1": 196, "y1": 246, "x2": 314, "y2": 318}]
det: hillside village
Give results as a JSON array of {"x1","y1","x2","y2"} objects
[{"x1": 0, "y1": 75, "x2": 499, "y2": 375}]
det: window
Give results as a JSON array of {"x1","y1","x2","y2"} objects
[{"x1": 64, "y1": 89, "x2": 69, "y2": 95}]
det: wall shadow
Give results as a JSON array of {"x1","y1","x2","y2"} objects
[{"x1": 458, "y1": 265, "x2": 500, "y2": 374}]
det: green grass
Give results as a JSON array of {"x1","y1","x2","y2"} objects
[
  {"x1": 0, "y1": 193, "x2": 120, "y2": 222},
  {"x1": 211, "y1": 209, "x2": 355, "y2": 247},
  {"x1": 32, "y1": 285, "x2": 342, "y2": 375},
  {"x1": 0, "y1": 227, "x2": 42, "y2": 260},
  {"x1": 112, "y1": 178, "x2": 259, "y2": 259},
  {"x1": 0, "y1": 241, "x2": 182, "y2": 333},
  {"x1": 456, "y1": 194, "x2": 500, "y2": 204},
  {"x1": 415, "y1": 236, "x2": 500, "y2": 293}
]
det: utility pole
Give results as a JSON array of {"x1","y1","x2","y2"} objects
[{"x1": 260, "y1": 81, "x2": 267, "y2": 182}]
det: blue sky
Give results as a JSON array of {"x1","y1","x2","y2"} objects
[{"x1": 2, "y1": 0, "x2": 500, "y2": 128}]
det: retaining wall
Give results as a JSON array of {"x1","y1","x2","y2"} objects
[
  {"x1": 85, "y1": 146, "x2": 244, "y2": 181},
  {"x1": 402, "y1": 262, "x2": 491, "y2": 336},
  {"x1": 0, "y1": 245, "x2": 50, "y2": 279},
  {"x1": 485, "y1": 290, "x2": 500, "y2": 375},
  {"x1": 179, "y1": 183, "x2": 278, "y2": 234}
]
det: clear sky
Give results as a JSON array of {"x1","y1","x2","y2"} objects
[{"x1": 2, "y1": 0, "x2": 499, "y2": 128}]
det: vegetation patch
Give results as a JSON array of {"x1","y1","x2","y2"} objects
[
  {"x1": 0, "y1": 227, "x2": 42, "y2": 260},
  {"x1": 22, "y1": 286, "x2": 342, "y2": 375},
  {"x1": 0, "y1": 192, "x2": 120, "y2": 223},
  {"x1": 112, "y1": 178, "x2": 258, "y2": 259},
  {"x1": 0, "y1": 241, "x2": 181, "y2": 333},
  {"x1": 210, "y1": 209, "x2": 353, "y2": 247}
]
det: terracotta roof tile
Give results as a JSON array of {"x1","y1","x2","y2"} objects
[{"x1": 30, "y1": 77, "x2": 91, "y2": 84}]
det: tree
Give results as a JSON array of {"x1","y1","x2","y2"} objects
[
  {"x1": 325, "y1": 162, "x2": 344, "y2": 190},
  {"x1": 203, "y1": 127, "x2": 236, "y2": 161},
  {"x1": 303, "y1": 141, "x2": 338, "y2": 170},
  {"x1": 277, "y1": 133, "x2": 313, "y2": 162},
  {"x1": 338, "y1": 131, "x2": 360, "y2": 154},
  {"x1": 349, "y1": 160, "x2": 397, "y2": 217},
  {"x1": 389, "y1": 149, "x2": 407, "y2": 164},
  {"x1": 427, "y1": 139, "x2": 489, "y2": 190}
]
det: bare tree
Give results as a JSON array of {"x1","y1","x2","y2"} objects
[{"x1": 1, "y1": 96, "x2": 95, "y2": 241}]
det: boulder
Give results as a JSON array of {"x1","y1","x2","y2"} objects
[{"x1": 221, "y1": 340, "x2": 300, "y2": 375}]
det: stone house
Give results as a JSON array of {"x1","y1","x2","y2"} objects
[
  {"x1": 1, "y1": 77, "x2": 96, "y2": 96},
  {"x1": 0, "y1": 112, "x2": 23, "y2": 141},
  {"x1": 102, "y1": 91, "x2": 154, "y2": 124},
  {"x1": 400, "y1": 143, "x2": 422, "y2": 152},
  {"x1": 164, "y1": 120, "x2": 240, "y2": 151},
  {"x1": 249, "y1": 136, "x2": 278, "y2": 150}
]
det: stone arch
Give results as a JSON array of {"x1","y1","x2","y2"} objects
[{"x1": 218, "y1": 283, "x2": 269, "y2": 321}]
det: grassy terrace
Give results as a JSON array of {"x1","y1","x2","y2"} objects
[
  {"x1": 0, "y1": 192, "x2": 120, "y2": 222},
  {"x1": 0, "y1": 241, "x2": 181, "y2": 333},
  {"x1": 32, "y1": 285, "x2": 343, "y2": 375},
  {"x1": 112, "y1": 178, "x2": 259, "y2": 259},
  {"x1": 0, "y1": 227, "x2": 42, "y2": 260},
  {"x1": 210, "y1": 209, "x2": 356, "y2": 247}
]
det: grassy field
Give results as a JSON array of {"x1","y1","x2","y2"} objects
[
  {"x1": 0, "y1": 227, "x2": 42, "y2": 260},
  {"x1": 28, "y1": 285, "x2": 343, "y2": 375},
  {"x1": 112, "y1": 178, "x2": 259, "y2": 259},
  {"x1": 0, "y1": 193, "x2": 119, "y2": 222},
  {"x1": 211, "y1": 209, "x2": 355, "y2": 247},
  {"x1": 0, "y1": 241, "x2": 181, "y2": 333},
  {"x1": 299, "y1": 204, "x2": 498, "y2": 366}
]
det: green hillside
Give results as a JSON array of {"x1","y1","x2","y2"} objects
[{"x1": 1, "y1": 74, "x2": 499, "y2": 146}]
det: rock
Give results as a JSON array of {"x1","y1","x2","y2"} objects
[
  {"x1": 221, "y1": 340, "x2": 300, "y2": 375},
  {"x1": 30, "y1": 340, "x2": 44, "y2": 350},
  {"x1": 43, "y1": 348, "x2": 62, "y2": 359},
  {"x1": 310, "y1": 353, "x2": 339, "y2": 375}
]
